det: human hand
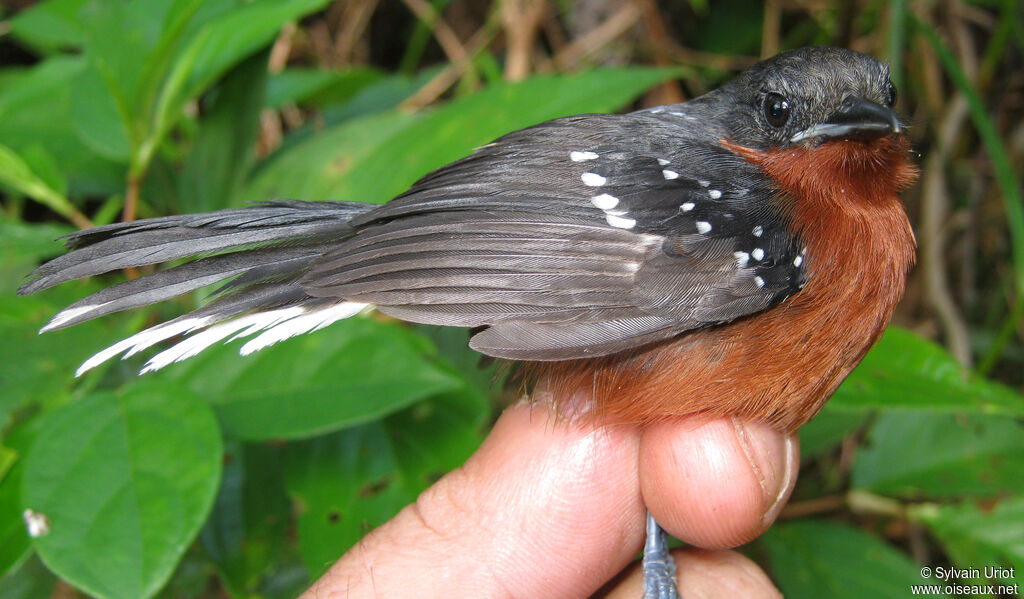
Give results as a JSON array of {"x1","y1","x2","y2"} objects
[{"x1": 301, "y1": 400, "x2": 799, "y2": 598}]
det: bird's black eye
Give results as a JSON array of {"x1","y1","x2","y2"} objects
[
  {"x1": 763, "y1": 92, "x2": 791, "y2": 127},
  {"x1": 886, "y1": 81, "x2": 898, "y2": 107}
]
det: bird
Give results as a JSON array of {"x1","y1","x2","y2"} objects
[{"x1": 20, "y1": 46, "x2": 917, "y2": 598}]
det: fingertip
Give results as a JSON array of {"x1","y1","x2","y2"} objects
[
  {"x1": 305, "y1": 402, "x2": 648, "y2": 598},
  {"x1": 639, "y1": 417, "x2": 799, "y2": 548}
]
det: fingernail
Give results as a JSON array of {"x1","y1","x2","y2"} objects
[{"x1": 730, "y1": 418, "x2": 798, "y2": 526}]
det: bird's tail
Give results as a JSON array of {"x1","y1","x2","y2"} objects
[{"x1": 19, "y1": 200, "x2": 376, "y2": 376}]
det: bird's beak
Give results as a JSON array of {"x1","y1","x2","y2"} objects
[{"x1": 790, "y1": 97, "x2": 901, "y2": 144}]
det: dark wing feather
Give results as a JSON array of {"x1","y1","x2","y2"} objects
[{"x1": 302, "y1": 113, "x2": 808, "y2": 360}]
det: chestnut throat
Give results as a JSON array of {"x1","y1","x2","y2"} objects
[{"x1": 531, "y1": 136, "x2": 918, "y2": 433}]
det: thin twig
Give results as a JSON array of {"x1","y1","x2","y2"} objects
[
  {"x1": 502, "y1": 0, "x2": 547, "y2": 81},
  {"x1": 761, "y1": 0, "x2": 781, "y2": 58},
  {"x1": 545, "y1": 2, "x2": 642, "y2": 71},
  {"x1": 637, "y1": 0, "x2": 685, "y2": 105},
  {"x1": 403, "y1": 0, "x2": 471, "y2": 64},
  {"x1": 333, "y1": 0, "x2": 379, "y2": 65},
  {"x1": 398, "y1": 12, "x2": 502, "y2": 112},
  {"x1": 779, "y1": 494, "x2": 847, "y2": 519}
]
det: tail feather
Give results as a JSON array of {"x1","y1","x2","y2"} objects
[
  {"x1": 20, "y1": 200, "x2": 377, "y2": 376},
  {"x1": 19, "y1": 201, "x2": 369, "y2": 295}
]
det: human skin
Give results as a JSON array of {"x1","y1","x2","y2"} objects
[{"x1": 300, "y1": 400, "x2": 798, "y2": 598}]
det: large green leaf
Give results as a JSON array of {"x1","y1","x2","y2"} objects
[
  {"x1": 241, "y1": 67, "x2": 679, "y2": 206},
  {"x1": 239, "y1": 109, "x2": 418, "y2": 205},
  {"x1": 177, "y1": 51, "x2": 267, "y2": 212},
  {"x1": 832, "y1": 328, "x2": 1024, "y2": 416},
  {"x1": 7, "y1": 0, "x2": 90, "y2": 54},
  {"x1": 0, "y1": 286, "x2": 137, "y2": 426},
  {"x1": 0, "y1": 56, "x2": 124, "y2": 195},
  {"x1": 144, "y1": 0, "x2": 330, "y2": 172},
  {"x1": 913, "y1": 497, "x2": 1024, "y2": 588},
  {"x1": 0, "y1": 556, "x2": 57, "y2": 599},
  {"x1": 759, "y1": 520, "x2": 933, "y2": 598},
  {"x1": 69, "y1": 63, "x2": 134, "y2": 162},
  {"x1": 851, "y1": 413, "x2": 1024, "y2": 498},
  {"x1": 161, "y1": 317, "x2": 464, "y2": 440},
  {"x1": 21, "y1": 382, "x2": 222, "y2": 599},
  {"x1": 0, "y1": 217, "x2": 73, "y2": 294},
  {"x1": 330, "y1": 67, "x2": 683, "y2": 205},
  {"x1": 285, "y1": 386, "x2": 487, "y2": 576},
  {"x1": 798, "y1": 405, "x2": 870, "y2": 460},
  {"x1": 266, "y1": 67, "x2": 384, "y2": 109},
  {"x1": 200, "y1": 441, "x2": 290, "y2": 596},
  {"x1": 0, "y1": 144, "x2": 77, "y2": 222}
]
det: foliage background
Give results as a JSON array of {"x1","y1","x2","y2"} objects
[{"x1": 0, "y1": 0, "x2": 1022, "y2": 597}]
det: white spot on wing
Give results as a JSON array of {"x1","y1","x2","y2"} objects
[
  {"x1": 657, "y1": 158, "x2": 670, "y2": 166},
  {"x1": 753, "y1": 225, "x2": 763, "y2": 237},
  {"x1": 662, "y1": 169, "x2": 679, "y2": 180},
  {"x1": 754, "y1": 276, "x2": 765, "y2": 288},
  {"x1": 606, "y1": 214, "x2": 636, "y2": 229},
  {"x1": 698, "y1": 180, "x2": 710, "y2": 187},
  {"x1": 581, "y1": 172, "x2": 606, "y2": 186},
  {"x1": 734, "y1": 251, "x2": 750, "y2": 267},
  {"x1": 794, "y1": 255, "x2": 803, "y2": 267},
  {"x1": 751, "y1": 248, "x2": 765, "y2": 261},
  {"x1": 696, "y1": 221, "x2": 712, "y2": 234},
  {"x1": 591, "y1": 193, "x2": 619, "y2": 210},
  {"x1": 708, "y1": 189, "x2": 722, "y2": 199},
  {"x1": 680, "y1": 202, "x2": 695, "y2": 212},
  {"x1": 570, "y1": 150, "x2": 598, "y2": 162}
]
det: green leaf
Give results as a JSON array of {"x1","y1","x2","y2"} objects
[
  {"x1": 330, "y1": 67, "x2": 684, "y2": 205},
  {"x1": 0, "y1": 217, "x2": 73, "y2": 294},
  {"x1": 161, "y1": 317, "x2": 464, "y2": 440},
  {"x1": 851, "y1": 413, "x2": 1024, "y2": 498},
  {"x1": 0, "y1": 455, "x2": 30, "y2": 579},
  {"x1": 798, "y1": 406, "x2": 870, "y2": 460},
  {"x1": 241, "y1": 67, "x2": 678, "y2": 206},
  {"x1": 759, "y1": 520, "x2": 932, "y2": 598},
  {"x1": 917, "y1": 495, "x2": 1019, "y2": 589},
  {"x1": 0, "y1": 418, "x2": 45, "y2": 579},
  {"x1": 178, "y1": 51, "x2": 267, "y2": 212},
  {"x1": 200, "y1": 442, "x2": 290, "y2": 596},
  {"x1": 7, "y1": 0, "x2": 90, "y2": 54},
  {"x1": 144, "y1": 0, "x2": 330, "y2": 174},
  {"x1": 913, "y1": 497, "x2": 1024, "y2": 588},
  {"x1": 0, "y1": 143, "x2": 78, "y2": 222},
  {"x1": 285, "y1": 387, "x2": 486, "y2": 577},
  {"x1": 285, "y1": 425, "x2": 406, "y2": 577},
  {"x1": 266, "y1": 68, "x2": 384, "y2": 109},
  {"x1": 831, "y1": 328, "x2": 1024, "y2": 416},
  {"x1": 22, "y1": 382, "x2": 223, "y2": 599},
  {"x1": 239, "y1": 109, "x2": 418, "y2": 205},
  {"x1": 70, "y1": 63, "x2": 134, "y2": 162},
  {"x1": 0, "y1": 57, "x2": 124, "y2": 196},
  {"x1": 0, "y1": 556, "x2": 57, "y2": 599}
]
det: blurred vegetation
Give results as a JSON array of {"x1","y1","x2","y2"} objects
[{"x1": 0, "y1": 1, "x2": 1021, "y2": 598}]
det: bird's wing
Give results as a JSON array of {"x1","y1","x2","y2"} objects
[{"x1": 303, "y1": 113, "x2": 808, "y2": 360}]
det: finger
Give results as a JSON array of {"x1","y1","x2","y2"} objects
[
  {"x1": 639, "y1": 417, "x2": 799, "y2": 549},
  {"x1": 602, "y1": 548, "x2": 782, "y2": 599},
  {"x1": 302, "y1": 402, "x2": 647, "y2": 599}
]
